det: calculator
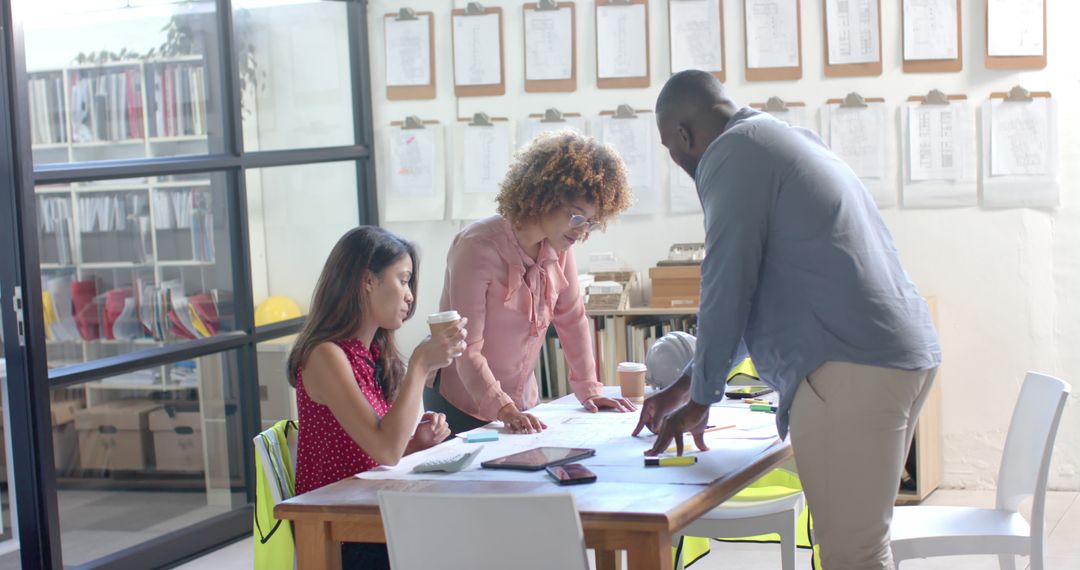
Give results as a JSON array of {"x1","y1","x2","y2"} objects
[{"x1": 411, "y1": 445, "x2": 485, "y2": 474}]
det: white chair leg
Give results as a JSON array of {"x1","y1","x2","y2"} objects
[
  {"x1": 997, "y1": 554, "x2": 1016, "y2": 570},
  {"x1": 1030, "y1": 531, "x2": 1045, "y2": 570},
  {"x1": 779, "y1": 512, "x2": 797, "y2": 570}
]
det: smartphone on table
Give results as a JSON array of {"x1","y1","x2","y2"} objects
[{"x1": 546, "y1": 463, "x2": 597, "y2": 485}]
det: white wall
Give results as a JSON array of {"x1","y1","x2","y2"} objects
[{"x1": 368, "y1": 0, "x2": 1080, "y2": 491}]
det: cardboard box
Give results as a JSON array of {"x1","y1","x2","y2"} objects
[
  {"x1": 649, "y1": 266, "x2": 701, "y2": 308},
  {"x1": 149, "y1": 404, "x2": 204, "y2": 473},
  {"x1": 74, "y1": 399, "x2": 159, "y2": 471},
  {"x1": 1, "y1": 400, "x2": 82, "y2": 476}
]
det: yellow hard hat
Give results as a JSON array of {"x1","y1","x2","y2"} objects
[{"x1": 254, "y1": 295, "x2": 302, "y2": 327}]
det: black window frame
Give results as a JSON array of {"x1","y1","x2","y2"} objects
[{"x1": 0, "y1": 0, "x2": 378, "y2": 568}]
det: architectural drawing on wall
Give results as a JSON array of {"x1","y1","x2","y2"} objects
[
  {"x1": 524, "y1": 2, "x2": 574, "y2": 83},
  {"x1": 981, "y1": 87, "x2": 1058, "y2": 208},
  {"x1": 744, "y1": 0, "x2": 801, "y2": 80},
  {"x1": 669, "y1": 0, "x2": 724, "y2": 78},
  {"x1": 987, "y1": 0, "x2": 1043, "y2": 57},
  {"x1": 383, "y1": 117, "x2": 446, "y2": 222},
  {"x1": 452, "y1": 5, "x2": 505, "y2": 96},
  {"x1": 825, "y1": 0, "x2": 880, "y2": 65},
  {"x1": 903, "y1": 0, "x2": 957, "y2": 61},
  {"x1": 384, "y1": 13, "x2": 432, "y2": 87},
  {"x1": 901, "y1": 91, "x2": 976, "y2": 208},
  {"x1": 822, "y1": 93, "x2": 894, "y2": 207},
  {"x1": 591, "y1": 106, "x2": 660, "y2": 215},
  {"x1": 452, "y1": 114, "x2": 512, "y2": 220},
  {"x1": 596, "y1": 0, "x2": 649, "y2": 87}
]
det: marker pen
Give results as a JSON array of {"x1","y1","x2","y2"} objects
[{"x1": 644, "y1": 456, "x2": 698, "y2": 467}]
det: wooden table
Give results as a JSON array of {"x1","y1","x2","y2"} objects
[{"x1": 275, "y1": 438, "x2": 792, "y2": 569}]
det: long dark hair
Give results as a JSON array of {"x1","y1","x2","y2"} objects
[{"x1": 286, "y1": 226, "x2": 419, "y2": 402}]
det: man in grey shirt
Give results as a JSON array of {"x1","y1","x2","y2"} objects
[{"x1": 633, "y1": 71, "x2": 940, "y2": 569}]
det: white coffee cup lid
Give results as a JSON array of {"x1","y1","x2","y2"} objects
[
  {"x1": 427, "y1": 310, "x2": 461, "y2": 324},
  {"x1": 617, "y1": 362, "x2": 647, "y2": 373}
]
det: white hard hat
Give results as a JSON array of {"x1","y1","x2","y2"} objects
[{"x1": 645, "y1": 332, "x2": 696, "y2": 388}]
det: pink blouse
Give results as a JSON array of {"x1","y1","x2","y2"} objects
[{"x1": 436, "y1": 215, "x2": 602, "y2": 420}]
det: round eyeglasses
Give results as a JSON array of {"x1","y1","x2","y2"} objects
[{"x1": 569, "y1": 213, "x2": 601, "y2": 232}]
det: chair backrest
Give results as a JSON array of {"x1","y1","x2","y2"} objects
[
  {"x1": 378, "y1": 491, "x2": 589, "y2": 570},
  {"x1": 995, "y1": 372, "x2": 1070, "y2": 518}
]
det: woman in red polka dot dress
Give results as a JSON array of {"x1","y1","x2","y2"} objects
[{"x1": 286, "y1": 226, "x2": 466, "y2": 569}]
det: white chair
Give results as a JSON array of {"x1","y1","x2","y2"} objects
[
  {"x1": 891, "y1": 372, "x2": 1071, "y2": 570},
  {"x1": 672, "y1": 490, "x2": 805, "y2": 570},
  {"x1": 378, "y1": 491, "x2": 589, "y2": 570}
]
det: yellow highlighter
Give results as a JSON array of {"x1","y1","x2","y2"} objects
[{"x1": 644, "y1": 456, "x2": 698, "y2": 467}]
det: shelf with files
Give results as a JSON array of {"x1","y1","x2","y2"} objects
[
  {"x1": 586, "y1": 308, "x2": 699, "y2": 386},
  {"x1": 27, "y1": 55, "x2": 210, "y2": 165}
]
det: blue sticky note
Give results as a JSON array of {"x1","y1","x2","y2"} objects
[{"x1": 466, "y1": 432, "x2": 499, "y2": 443}]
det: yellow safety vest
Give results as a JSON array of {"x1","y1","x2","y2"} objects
[{"x1": 254, "y1": 420, "x2": 297, "y2": 570}]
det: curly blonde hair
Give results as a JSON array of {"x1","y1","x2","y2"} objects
[{"x1": 496, "y1": 130, "x2": 633, "y2": 233}]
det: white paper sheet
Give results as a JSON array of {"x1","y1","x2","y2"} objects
[
  {"x1": 745, "y1": 0, "x2": 800, "y2": 69},
  {"x1": 827, "y1": 104, "x2": 885, "y2": 178},
  {"x1": 990, "y1": 98, "x2": 1050, "y2": 176},
  {"x1": 516, "y1": 117, "x2": 586, "y2": 149},
  {"x1": 524, "y1": 7, "x2": 573, "y2": 81},
  {"x1": 980, "y1": 99, "x2": 1058, "y2": 208},
  {"x1": 902, "y1": 101, "x2": 977, "y2": 208},
  {"x1": 669, "y1": 0, "x2": 723, "y2": 74},
  {"x1": 669, "y1": 157, "x2": 702, "y2": 214},
  {"x1": 908, "y1": 104, "x2": 961, "y2": 181},
  {"x1": 825, "y1": 0, "x2": 879, "y2": 65},
  {"x1": 463, "y1": 123, "x2": 511, "y2": 195},
  {"x1": 763, "y1": 106, "x2": 816, "y2": 134},
  {"x1": 987, "y1": 0, "x2": 1043, "y2": 57},
  {"x1": 452, "y1": 13, "x2": 502, "y2": 86},
  {"x1": 383, "y1": 124, "x2": 447, "y2": 222},
  {"x1": 902, "y1": 0, "x2": 958, "y2": 61},
  {"x1": 596, "y1": 3, "x2": 648, "y2": 79},
  {"x1": 596, "y1": 115, "x2": 659, "y2": 214},
  {"x1": 384, "y1": 15, "x2": 431, "y2": 87},
  {"x1": 389, "y1": 128, "x2": 436, "y2": 197}
]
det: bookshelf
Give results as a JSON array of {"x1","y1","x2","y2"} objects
[
  {"x1": 28, "y1": 55, "x2": 210, "y2": 165},
  {"x1": 587, "y1": 301, "x2": 944, "y2": 504},
  {"x1": 30, "y1": 57, "x2": 234, "y2": 494}
]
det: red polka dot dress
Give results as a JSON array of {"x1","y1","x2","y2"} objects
[{"x1": 295, "y1": 338, "x2": 391, "y2": 495}]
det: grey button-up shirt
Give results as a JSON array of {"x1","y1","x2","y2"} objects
[{"x1": 686, "y1": 108, "x2": 941, "y2": 437}]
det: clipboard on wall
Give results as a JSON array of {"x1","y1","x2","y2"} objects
[
  {"x1": 985, "y1": 0, "x2": 1047, "y2": 70},
  {"x1": 385, "y1": 9, "x2": 437, "y2": 100},
  {"x1": 596, "y1": 0, "x2": 651, "y2": 89},
  {"x1": 901, "y1": 0, "x2": 962, "y2": 73},
  {"x1": 823, "y1": 0, "x2": 883, "y2": 77},
  {"x1": 523, "y1": 1, "x2": 577, "y2": 93},
  {"x1": 745, "y1": 0, "x2": 803, "y2": 81},
  {"x1": 668, "y1": 0, "x2": 726, "y2": 82},
  {"x1": 452, "y1": 3, "x2": 506, "y2": 97}
]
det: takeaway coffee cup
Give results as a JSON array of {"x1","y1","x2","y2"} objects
[
  {"x1": 427, "y1": 311, "x2": 463, "y2": 357},
  {"x1": 618, "y1": 362, "x2": 648, "y2": 403}
]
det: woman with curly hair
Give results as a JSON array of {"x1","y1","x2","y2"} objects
[{"x1": 423, "y1": 130, "x2": 635, "y2": 435}]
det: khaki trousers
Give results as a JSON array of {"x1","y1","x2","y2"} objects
[{"x1": 789, "y1": 361, "x2": 937, "y2": 570}]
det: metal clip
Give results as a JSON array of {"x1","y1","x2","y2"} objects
[
  {"x1": 764, "y1": 96, "x2": 789, "y2": 113},
  {"x1": 396, "y1": 7, "x2": 418, "y2": 20},
  {"x1": 541, "y1": 108, "x2": 565, "y2": 123},
  {"x1": 1005, "y1": 85, "x2": 1033, "y2": 102},
  {"x1": 921, "y1": 89, "x2": 949, "y2": 105},
  {"x1": 465, "y1": 2, "x2": 485, "y2": 15},
  {"x1": 840, "y1": 92, "x2": 868, "y2": 108},
  {"x1": 469, "y1": 112, "x2": 493, "y2": 126},
  {"x1": 402, "y1": 115, "x2": 425, "y2": 129},
  {"x1": 613, "y1": 104, "x2": 637, "y2": 119}
]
